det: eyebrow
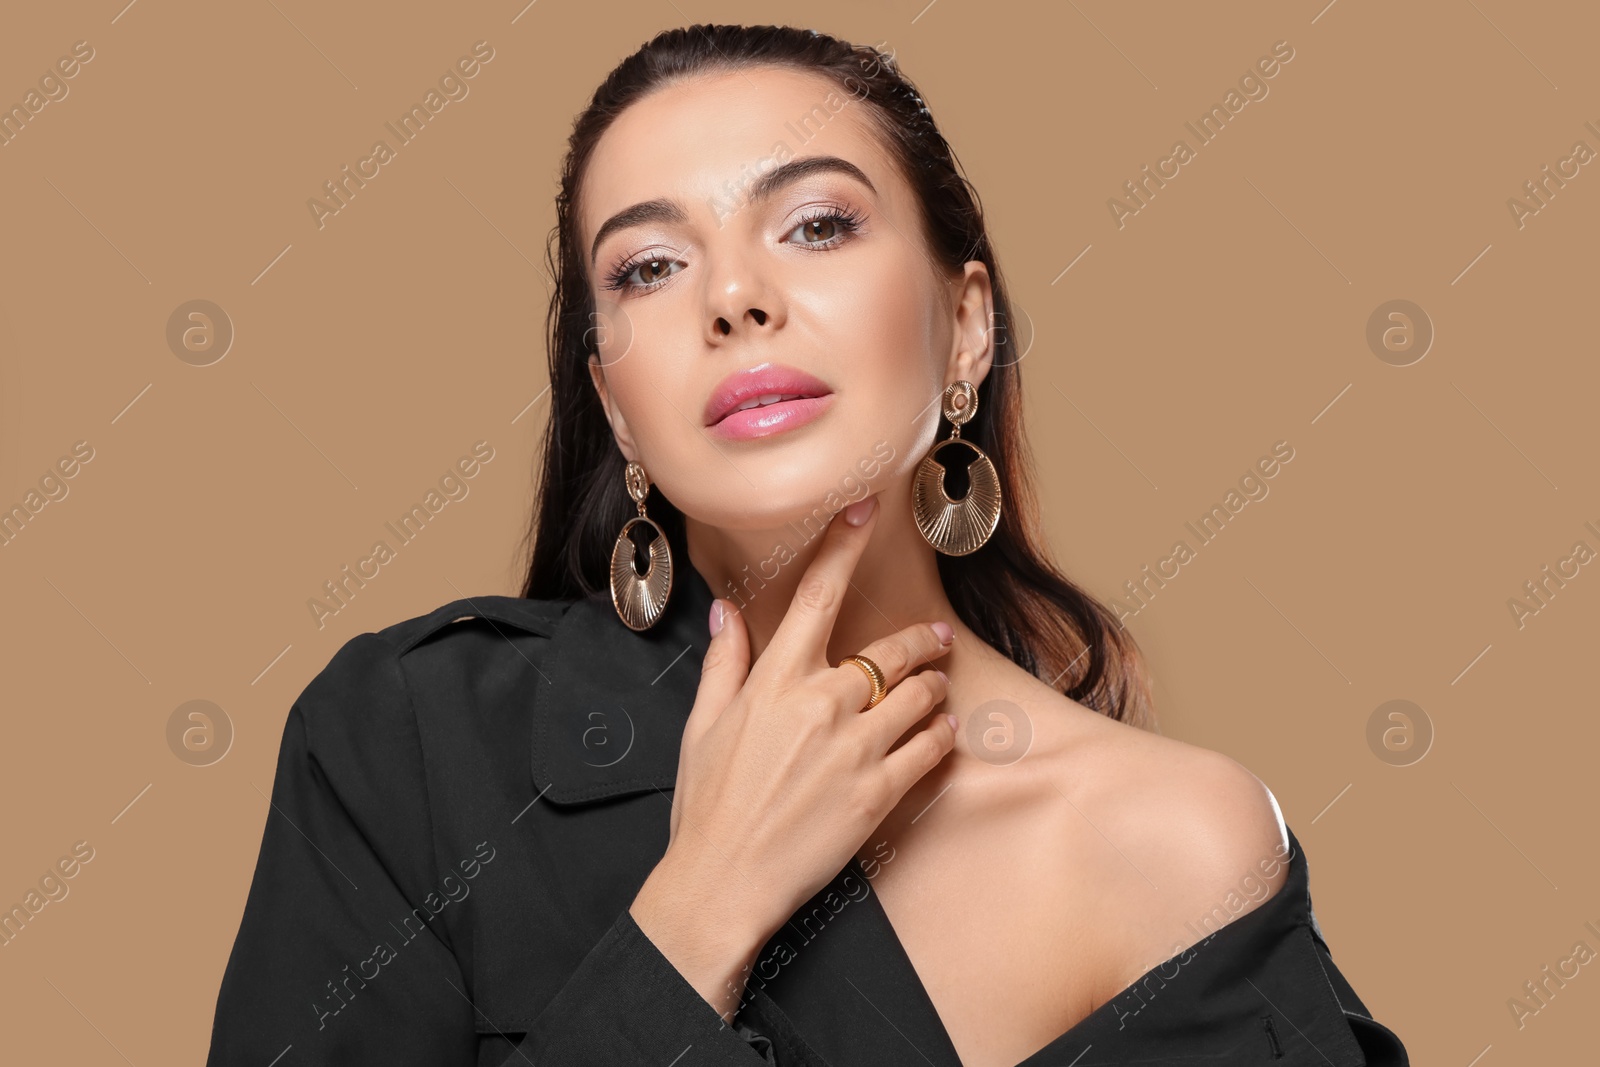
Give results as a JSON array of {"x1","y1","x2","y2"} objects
[{"x1": 588, "y1": 154, "x2": 877, "y2": 267}]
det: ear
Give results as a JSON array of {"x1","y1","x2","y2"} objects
[
  {"x1": 587, "y1": 354, "x2": 640, "y2": 462},
  {"x1": 945, "y1": 260, "x2": 995, "y2": 390}
]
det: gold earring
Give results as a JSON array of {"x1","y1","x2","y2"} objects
[
  {"x1": 610, "y1": 460, "x2": 674, "y2": 631},
  {"x1": 913, "y1": 381, "x2": 1002, "y2": 555}
]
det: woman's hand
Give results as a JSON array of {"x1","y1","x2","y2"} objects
[{"x1": 646, "y1": 493, "x2": 956, "y2": 953}]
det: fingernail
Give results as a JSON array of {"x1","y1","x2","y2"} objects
[
  {"x1": 844, "y1": 495, "x2": 877, "y2": 526},
  {"x1": 945, "y1": 713, "x2": 958, "y2": 732},
  {"x1": 932, "y1": 621, "x2": 954, "y2": 645},
  {"x1": 936, "y1": 670, "x2": 949, "y2": 683},
  {"x1": 709, "y1": 599, "x2": 724, "y2": 637}
]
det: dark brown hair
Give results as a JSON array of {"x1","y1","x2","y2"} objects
[{"x1": 518, "y1": 24, "x2": 1153, "y2": 728}]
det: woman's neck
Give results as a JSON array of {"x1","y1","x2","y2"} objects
[{"x1": 684, "y1": 483, "x2": 963, "y2": 669}]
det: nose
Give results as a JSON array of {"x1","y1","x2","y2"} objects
[
  {"x1": 712, "y1": 305, "x2": 768, "y2": 336},
  {"x1": 702, "y1": 244, "x2": 782, "y2": 344}
]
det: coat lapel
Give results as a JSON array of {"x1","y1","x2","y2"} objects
[{"x1": 742, "y1": 862, "x2": 968, "y2": 1067}]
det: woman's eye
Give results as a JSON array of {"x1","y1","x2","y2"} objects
[
  {"x1": 632, "y1": 257, "x2": 679, "y2": 285},
  {"x1": 610, "y1": 256, "x2": 682, "y2": 291},
  {"x1": 791, "y1": 217, "x2": 841, "y2": 244},
  {"x1": 784, "y1": 210, "x2": 862, "y2": 249}
]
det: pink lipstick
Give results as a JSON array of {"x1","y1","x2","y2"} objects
[{"x1": 704, "y1": 363, "x2": 835, "y2": 441}]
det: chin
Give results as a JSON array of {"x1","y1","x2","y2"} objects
[
  {"x1": 697, "y1": 488, "x2": 853, "y2": 532},
  {"x1": 683, "y1": 439, "x2": 901, "y2": 532}
]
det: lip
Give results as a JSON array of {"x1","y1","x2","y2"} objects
[
  {"x1": 703, "y1": 363, "x2": 835, "y2": 435},
  {"x1": 708, "y1": 394, "x2": 835, "y2": 440}
]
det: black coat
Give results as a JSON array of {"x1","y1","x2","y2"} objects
[{"x1": 205, "y1": 561, "x2": 1410, "y2": 1066}]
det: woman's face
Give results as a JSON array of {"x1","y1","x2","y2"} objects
[{"x1": 579, "y1": 64, "x2": 991, "y2": 530}]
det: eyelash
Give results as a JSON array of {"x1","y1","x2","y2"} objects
[{"x1": 601, "y1": 205, "x2": 867, "y2": 295}]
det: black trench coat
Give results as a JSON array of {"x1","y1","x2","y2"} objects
[{"x1": 205, "y1": 562, "x2": 1410, "y2": 1066}]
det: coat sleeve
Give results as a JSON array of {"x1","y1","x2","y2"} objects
[
  {"x1": 205, "y1": 632, "x2": 479, "y2": 1066},
  {"x1": 502, "y1": 904, "x2": 831, "y2": 1066},
  {"x1": 206, "y1": 631, "x2": 822, "y2": 1067}
]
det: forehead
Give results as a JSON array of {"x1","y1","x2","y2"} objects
[{"x1": 581, "y1": 65, "x2": 894, "y2": 241}]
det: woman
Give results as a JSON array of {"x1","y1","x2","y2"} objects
[{"x1": 206, "y1": 24, "x2": 1408, "y2": 1067}]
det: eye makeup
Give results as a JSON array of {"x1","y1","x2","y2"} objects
[{"x1": 599, "y1": 198, "x2": 869, "y2": 296}]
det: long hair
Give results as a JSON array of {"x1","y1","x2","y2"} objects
[{"x1": 518, "y1": 24, "x2": 1154, "y2": 728}]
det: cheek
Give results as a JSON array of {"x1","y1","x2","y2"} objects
[
  {"x1": 588, "y1": 293, "x2": 640, "y2": 369},
  {"x1": 595, "y1": 327, "x2": 707, "y2": 468},
  {"x1": 588, "y1": 287, "x2": 680, "y2": 420},
  {"x1": 605, "y1": 352, "x2": 682, "y2": 438},
  {"x1": 795, "y1": 245, "x2": 940, "y2": 380},
  {"x1": 781, "y1": 258, "x2": 947, "y2": 487}
]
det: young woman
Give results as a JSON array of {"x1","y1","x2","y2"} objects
[{"x1": 206, "y1": 24, "x2": 1408, "y2": 1067}]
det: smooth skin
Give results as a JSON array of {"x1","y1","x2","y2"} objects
[
  {"x1": 593, "y1": 66, "x2": 1291, "y2": 1067},
  {"x1": 632, "y1": 493, "x2": 956, "y2": 1021}
]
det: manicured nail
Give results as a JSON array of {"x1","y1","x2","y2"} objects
[
  {"x1": 936, "y1": 669, "x2": 949, "y2": 683},
  {"x1": 844, "y1": 496, "x2": 877, "y2": 526},
  {"x1": 945, "y1": 713, "x2": 958, "y2": 732},
  {"x1": 709, "y1": 600, "x2": 724, "y2": 637},
  {"x1": 932, "y1": 622, "x2": 954, "y2": 645}
]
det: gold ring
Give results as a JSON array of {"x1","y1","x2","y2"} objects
[{"x1": 837, "y1": 654, "x2": 888, "y2": 710}]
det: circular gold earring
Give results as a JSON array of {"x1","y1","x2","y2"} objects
[
  {"x1": 912, "y1": 381, "x2": 1002, "y2": 556},
  {"x1": 610, "y1": 460, "x2": 674, "y2": 631}
]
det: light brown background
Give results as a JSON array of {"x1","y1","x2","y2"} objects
[{"x1": 2, "y1": 0, "x2": 1595, "y2": 1063}]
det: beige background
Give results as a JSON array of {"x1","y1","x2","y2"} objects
[{"x1": 2, "y1": 0, "x2": 1595, "y2": 1062}]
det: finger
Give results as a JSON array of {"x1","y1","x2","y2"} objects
[
  {"x1": 768, "y1": 494, "x2": 880, "y2": 668},
  {"x1": 828, "y1": 621, "x2": 953, "y2": 713},
  {"x1": 686, "y1": 597, "x2": 749, "y2": 742},
  {"x1": 854, "y1": 667, "x2": 950, "y2": 755},
  {"x1": 880, "y1": 710, "x2": 958, "y2": 799}
]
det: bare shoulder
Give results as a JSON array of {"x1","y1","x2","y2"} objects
[
  {"x1": 994, "y1": 676, "x2": 1292, "y2": 974},
  {"x1": 1068, "y1": 706, "x2": 1288, "y2": 896},
  {"x1": 914, "y1": 655, "x2": 1298, "y2": 1012},
  {"x1": 1147, "y1": 743, "x2": 1287, "y2": 906}
]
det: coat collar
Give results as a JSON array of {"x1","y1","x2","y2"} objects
[{"x1": 530, "y1": 557, "x2": 717, "y2": 805}]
